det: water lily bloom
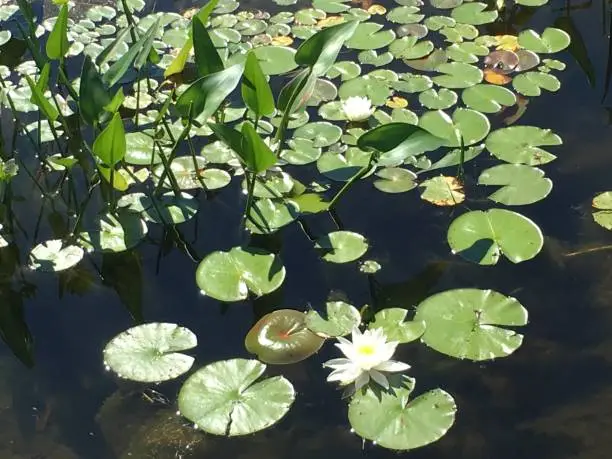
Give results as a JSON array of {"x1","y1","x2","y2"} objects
[
  {"x1": 323, "y1": 327, "x2": 410, "y2": 391},
  {"x1": 341, "y1": 96, "x2": 374, "y2": 122}
]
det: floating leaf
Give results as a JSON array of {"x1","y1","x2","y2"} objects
[
  {"x1": 369, "y1": 308, "x2": 425, "y2": 343},
  {"x1": 478, "y1": 164, "x2": 552, "y2": 205},
  {"x1": 196, "y1": 247, "x2": 285, "y2": 302},
  {"x1": 348, "y1": 377, "x2": 456, "y2": 451},
  {"x1": 247, "y1": 198, "x2": 299, "y2": 234},
  {"x1": 327, "y1": 61, "x2": 362, "y2": 80},
  {"x1": 315, "y1": 230, "x2": 368, "y2": 263},
  {"x1": 485, "y1": 126, "x2": 561, "y2": 165},
  {"x1": 79, "y1": 211, "x2": 148, "y2": 253},
  {"x1": 252, "y1": 46, "x2": 298, "y2": 75},
  {"x1": 447, "y1": 209, "x2": 543, "y2": 265},
  {"x1": 518, "y1": 27, "x2": 571, "y2": 54},
  {"x1": 390, "y1": 37, "x2": 434, "y2": 59},
  {"x1": 103, "y1": 323, "x2": 196, "y2": 382},
  {"x1": 419, "y1": 108, "x2": 490, "y2": 147},
  {"x1": 387, "y1": 6, "x2": 424, "y2": 24},
  {"x1": 427, "y1": 145, "x2": 484, "y2": 171},
  {"x1": 593, "y1": 192, "x2": 612, "y2": 230},
  {"x1": 346, "y1": 23, "x2": 396, "y2": 50},
  {"x1": 306, "y1": 301, "x2": 361, "y2": 338},
  {"x1": 178, "y1": 359, "x2": 295, "y2": 435},
  {"x1": 432, "y1": 62, "x2": 482, "y2": 89},
  {"x1": 451, "y1": 3, "x2": 498, "y2": 25},
  {"x1": 358, "y1": 50, "x2": 394, "y2": 67},
  {"x1": 317, "y1": 148, "x2": 373, "y2": 181},
  {"x1": 373, "y1": 168, "x2": 418, "y2": 193},
  {"x1": 294, "y1": 121, "x2": 342, "y2": 148},
  {"x1": 420, "y1": 176, "x2": 465, "y2": 206},
  {"x1": 153, "y1": 157, "x2": 231, "y2": 190},
  {"x1": 512, "y1": 71, "x2": 560, "y2": 97},
  {"x1": 415, "y1": 289, "x2": 528, "y2": 360},
  {"x1": 419, "y1": 88, "x2": 457, "y2": 109},
  {"x1": 29, "y1": 239, "x2": 84, "y2": 272},
  {"x1": 461, "y1": 84, "x2": 516, "y2": 113}
]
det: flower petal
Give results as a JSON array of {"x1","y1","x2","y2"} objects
[
  {"x1": 327, "y1": 366, "x2": 363, "y2": 385},
  {"x1": 369, "y1": 369, "x2": 390, "y2": 389},
  {"x1": 375, "y1": 360, "x2": 411, "y2": 372},
  {"x1": 354, "y1": 371, "x2": 370, "y2": 391},
  {"x1": 323, "y1": 358, "x2": 353, "y2": 369}
]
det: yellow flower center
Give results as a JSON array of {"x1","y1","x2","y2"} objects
[{"x1": 357, "y1": 344, "x2": 376, "y2": 356}]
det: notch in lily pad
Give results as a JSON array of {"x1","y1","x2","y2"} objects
[
  {"x1": 369, "y1": 308, "x2": 425, "y2": 343},
  {"x1": 315, "y1": 230, "x2": 369, "y2": 263},
  {"x1": 306, "y1": 301, "x2": 361, "y2": 338}
]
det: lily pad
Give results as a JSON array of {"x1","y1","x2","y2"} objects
[
  {"x1": 518, "y1": 27, "x2": 571, "y2": 54},
  {"x1": 387, "y1": 6, "x2": 424, "y2": 24},
  {"x1": 178, "y1": 359, "x2": 295, "y2": 435},
  {"x1": 369, "y1": 308, "x2": 425, "y2": 343},
  {"x1": 315, "y1": 230, "x2": 369, "y2": 263},
  {"x1": 281, "y1": 139, "x2": 322, "y2": 165},
  {"x1": 348, "y1": 377, "x2": 456, "y2": 450},
  {"x1": 485, "y1": 126, "x2": 561, "y2": 165},
  {"x1": 247, "y1": 198, "x2": 299, "y2": 234},
  {"x1": 420, "y1": 176, "x2": 465, "y2": 206},
  {"x1": 478, "y1": 164, "x2": 552, "y2": 205},
  {"x1": 103, "y1": 323, "x2": 196, "y2": 383},
  {"x1": 339, "y1": 76, "x2": 393, "y2": 105},
  {"x1": 432, "y1": 62, "x2": 483, "y2": 89},
  {"x1": 451, "y1": 3, "x2": 498, "y2": 25},
  {"x1": 326, "y1": 61, "x2": 362, "y2": 80},
  {"x1": 447, "y1": 209, "x2": 543, "y2": 265},
  {"x1": 125, "y1": 132, "x2": 167, "y2": 165},
  {"x1": 317, "y1": 148, "x2": 373, "y2": 182},
  {"x1": 29, "y1": 239, "x2": 84, "y2": 272},
  {"x1": 373, "y1": 168, "x2": 418, "y2": 193},
  {"x1": 419, "y1": 108, "x2": 490, "y2": 146},
  {"x1": 252, "y1": 46, "x2": 298, "y2": 75},
  {"x1": 593, "y1": 192, "x2": 612, "y2": 230},
  {"x1": 196, "y1": 247, "x2": 285, "y2": 302},
  {"x1": 461, "y1": 84, "x2": 516, "y2": 113},
  {"x1": 79, "y1": 212, "x2": 148, "y2": 253},
  {"x1": 512, "y1": 71, "x2": 560, "y2": 97},
  {"x1": 306, "y1": 301, "x2": 361, "y2": 338},
  {"x1": 294, "y1": 121, "x2": 342, "y2": 148},
  {"x1": 389, "y1": 37, "x2": 434, "y2": 59},
  {"x1": 427, "y1": 145, "x2": 484, "y2": 171},
  {"x1": 415, "y1": 288, "x2": 528, "y2": 360},
  {"x1": 358, "y1": 50, "x2": 394, "y2": 67},
  {"x1": 346, "y1": 23, "x2": 396, "y2": 50},
  {"x1": 418, "y1": 88, "x2": 458, "y2": 109},
  {"x1": 134, "y1": 192, "x2": 198, "y2": 224},
  {"x1": 404, "y1": 49, "x2": 448, "y2": 71}
]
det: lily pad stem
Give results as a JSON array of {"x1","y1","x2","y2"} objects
[{"x1": 328, "y1": 151, "x2": 379, "y2": 210}]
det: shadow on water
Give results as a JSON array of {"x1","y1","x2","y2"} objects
[{"x1": 1, "y1": 0, "x2": 612, "y2": 457}]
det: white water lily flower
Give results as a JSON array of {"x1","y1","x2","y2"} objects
[
  {"x1": 341, "y1": 96, "x2": 374, "y2": 122},
  {"x1": 323, "y1": 327, "x2": 410, "y2": 391}
]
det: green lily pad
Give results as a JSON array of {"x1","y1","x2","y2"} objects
[
  {"x1": 419, "y1": 108, "x2": 490, "y2": 146},
  {"x1": 292, "y1": 193, "x2": 330, "y2": 214},
  {"x1": 348, "y1": 377, "x2": 456, "y2": 450},
  {"x1": 404, "y1": 49, "x2": 448, "y2": 71},
  {"x1": 103, "y1": 323, "x2": 196, "y2": 382},
  {"x1": 419, "y1": 175, "x2": 465, "y2": 206},
  {"x1": 319, "y1": 101, "x2": 348, "y2": 120},
  {"x1": 359, "y1": 259, "x2": 382, "y2": 273},
  {"x1": 430, "y1": 0, "x2": 463, "y2": 8},
  {"x1": 178, "y1": 359, "x2": 295, "y2": 435},
  {"x1": 445, "y1": 42, "x2": 489, "y2": 63},
  {"x1": 451, "y1": 3, "x2": 498, "y2": 25},
  {"x1": 339, "y1": 76, "x2": 392, "y2": 105},
  {"x1": 281, "y1": 138, "x2": 322, "y2": 165},
  {"x1": 237, "y1": 19, "x2": 267, "y2": 35},
  {"x1": 153, "y1": 157, "x2": 230, "y2": 190},
  {"x1": 295, "y1": 7, "x2": 326, "y2": 25},
  {"x1": 427, "y1": 145, "x2": 484, "y2": 171},
  {"x1": 387, "y1": 6, "x2": 424, "y2": 24},
  {"x1": 518, "y1": 27, "x2": 571, "y2": 54},
  {"x1": 312, "y1": 0, "x2": 351, "y2": 13},
  {"x1": 592, "y1": 192, "x2": 612, "y2": 230},
  {"x1": 461, "y1": 84, "x2": 516, "y2": 113},
  {"x1": 485, "y1": 126, "x2": 562, "y2": 165},
  {"x1": 432, "y1": 62, "x2": 482, "y2": 89},
  {"x1": 306, "y1": 301, "x2": 361, "y2": 338},
  {"x1": 516, "y1": 0, "x2": 548, "y2": 5},
  {"x1": 424, "y1": 16, "x2": 456, "y2": 30},
  {"x1": 136, "y1": 192, "x2": 198, "y2": 224},
  {"x1": 315, "y1": 230, "x2": 369, "y2": 263},
  {"x1": 200, "y1": 141, "x2": 236, "y2": 164},
  {"x1": 196, "y1": 247, "x2": 285, "y2": 302},
  {"x1": 317, "y1": 148, "x2": 373, "y2": 182},
  {"x1": 79, "y1": 212, "x2": 148, "y2": 253},
  {"x1": 415, "y1": 288, "x2": 528, "y2": 360},
  {"x1": 512, "y1": 71, "x2": 560, "y2": 97},
  {"x1": 125, "y1": 132, "x2": 167, "y2": 165},
  {"x1": 439, "y1": 23, "x2": 479, "y2": 42},
  {"x1": 247, "y1": 198, "x2": 299, "y2": 234},
  {"x1": 393, "y1": 74, "x2": 433, "y2": 93},
  {"x1": 358, "y1": 50, "x2": 394, "y2": 67},
  {"x1": 245, "y1": 309, "x2": 325, "y2": 364},
  {"x1": 306, "y1": 79, "x2": 338, "y2": 107},
  {"x1": 29, "y1": 239, "x2": 84, "y2": 272},
  {"x1": 369, "y1": 308, "x2": 425, "y2": 343},
  {"x1": 0, "y1": 31, "x2": 11, "y2": 47},
  {"x1": 389, "y1": 37, "x2": 434, "y2": 59},
  {"x1": 252, "y1": 46, "x2": 298, "y2": 75},
  {"x1": 246, "y1": 171, "x2": 296, "y2": 198},
  {"x1": 346, "y1": 23, "x2": 396, "y2": 50},
  {"x1": 373, "y1": 168, "x2": 418, "y2": 193},
  {"x1": 478, "y1": 164, "x2": 552, "y2": 205},
  {"x1": 447, "y1": 209, "x2": 543, "y2": 265},
  {"x1": 294, "y1": 121, "x2": 342, "y2": 148},
  {"x1": 326, "y1": 61, "x2": 362, "y2": 80},
  {"x1": 418, "y1": 88, "x2": 457, "y2": 109}
]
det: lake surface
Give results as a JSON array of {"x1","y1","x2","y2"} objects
[{"x1": 1, "y1": 0, "x2": 612, "y2": 458}]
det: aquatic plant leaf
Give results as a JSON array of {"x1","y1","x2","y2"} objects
[
  {"x1": 306, "y1": 301, "x2": 361, "y2": 338},
  {"x1": 478, "y1": 164, "x2": 552, "y2": 205},
  {"x1": 461, "y1": 84, "x2": 516, "y2": 113},
  {"x1": 387, "y1": 6, "x2": 424, "y2": 24},
  {"x1": 420, "y1": 176, "x2": 465, "y2": 206},
  {"x1": 241, "y1": 51, "x2": 275, "y2": 117},
  {"x1": 415, "y1": 288, "x2": 528, "y2": 360},
  {"x1": 246, "y1": 309, "x2": 325, "y2": 363},
  {"x1": 515, "y1": 0, "x2": 548, "y2": 5},
  {"x1": 29, "y1": 239, "x2": 84, "y2": 272},
  {"x1": 103, "y1": 323, "x2": 196, "y2": 382},
  {"x1": 358, "y1": 50, "x2": 394, "y2": 67},
  {"x1": 317, "y1": 148, "x2": 373, "y2": 181},
  {"x1": 24, "y1": 75, "x2": 58, "y2": 122},
  {"x1": 426, "y1": 145, "x2": 484, "y2": 171},
  {"x1": 175, "y1": 64, "x2": 244, "y2": 120},
  {"x1": 419, "y1": 88, "x2": 457, "y2": 109},
  {"x1": 244, "y1": 171, "x2": 296, "y2": 198},
  {"x1": 252, "y1": 46, "x2": 297, "y2": 75},
  {"x1": 281, "y1": 138, "x2": 322, "y2": 165},
  {"x1": 419, "y1": 108, "x2": 489, "y2": 147},
  {"x1": 153, "y1": 157, "x2": 224, "y2": 190},
  {"x1": 446, "y1": 42, "x2": 488, "y2": 63},
  {"x1": 124, "y1": 132, "x2": 167, "y2": 165},
  {"x1": 93, "y1": 112, "x2": 126, "y2": 166},
  {"x1": 246, "y1": 198, "x2": 299, "y2": 234},
  {"x1": 358, "y1": 122, "x2": 445, "y2": 167},
  {"x1": 369, "y1": 308, "x2": 425, "y2": 343},
  {"x1": 315, "y1": 230, "x2": 368, "y2": 263},
  {"x1": 79, "y1": 211, "x2": 148, "y2": 253},
  {"x1": 46, "y1": 4, "x2": 70, "y2": 60},
  {"x1": 294, "y1": 121, "x2": 342, "y2": 148},
  {"x1": 518, "y1": 27, "x2": 571, "y2": 54},
  {"x1": 390, "y1": 37, "x2": 434, "y2": 60},
  {"x1": 349, "y1": 377, "x2": 456, "y2": 450},
  {"x1": 240, "y1": 122, "x2": 278, "y2": 173},
  {"x1": 79, "y1": 56, "x2": 110, "y2": 125},
  {"x1": 485, "y1": 126, "x2": 561, "y2": 165},
  {"x1": 404, "y1": 49, "x2": 448, "y2": 71},
  {"x1": 432, "y1": 62, "x2": 483, "y2": 89},
  {"x1": 178, "y1": 359, "x2": 295, "y2": 435},
  {"x1": 592, "y1": 192, "x2": 612, "y2": 230},
  {"x1": 193, "y1": 16, "x2": 224, "y2": 78},
  {"x1": 374, "y1": 167, "x2": 418, "y2": 193},
  {"x1": 96, "y1": 26, "x2": 131, "y2": 66},
  {"x1": 451, "y1": 2, "x2": 498, "y2": 25},
  {"x1": 346, "y1": 23, "x2": 396, "y2": 50},
  {"x1": 447, "y1": 209, "x2": 543, "y2": 265},
  {"x1": 393, "y1": 74, "x2": 433, "y2": 93},
  {"x1": 141, "y1": 192, "x2": 198, "y2": 224},
  {"x1": 327, "y1": 61, "x2": 362, "y2": 80},
  {"x1": 196, "y1": 247, "x2": 285, "y2": 302},
  {"x1": 512, "y1": 71, "x2": 560, "y2": 97},
  {"x1": 0, "y1": 31, "x2": 10, "y2": 46},
  {"x1": 339, "y1": 76, "x2": 392, "y2": 105},
  {"x1": 292, "y1": 193, "x2": 330, "y2": 214}
]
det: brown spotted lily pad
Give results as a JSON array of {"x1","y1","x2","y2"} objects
[{"x1": 419, "y1": 176, "x2": 465, "y2": 206}]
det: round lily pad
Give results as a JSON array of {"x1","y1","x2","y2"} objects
[
  {"x1": 393, "y1": 74, "x2": 433, "y2": 93},
  {"x1": 369, "y1": 308, "x2": 425, "y2": 343},
  {"x1": 432, "y1": 62, "x2": 483, "y2": 89},
  {"x1": 315, "y1": 230, "x2": 369, "y2": 263},
  {"x1": 281, "y1": 139, "x2": 322, "y2": 165},
  {"x1": 387, "y1": 6, "x2": 424, "y2": 24},
  {"x1": 518, "y1": 27, "x2": 571, "y2": 54},
  {"x1": 305, "y1": 301, "x2": 361, "y2": 338},
  {"x1": 129, "y1": 192, "x2": 198, "y2": 224},
  {"x1": 348, "y1": 377, "x2": 456, "y2": 450},
  {"x1": 196, "y1": 247, "x2": 285, "y2": 302},
  {"x1": 427, "y1": 145, "x2": 484, "y2": 171},
  {"x1": 478, "y1": 164, "x2": 552, "y2": 205},
  {"x1": 103, "y1": 323, "x2": 196, "y2": 383},
  {"x1": 485, "y1": 126, "x2": 562, "y2": 165},
  {"x1": 404, "y1": 49, "x2": 448, "y2": 71},
  {"x1": 317, "y1": 148, "x2": 374, "y2": 182},
  {"x1": 389, "y1": 37, "x2": 434, "y2": 60},
  {"x1": 153, "y1": 157, "x2": 231, "y2": 190},
  {"x1": 593, "y1": 192, "x2": 612, "y2": 230},
  {"x1": 447, "y1": 209, "x2": 543, "y2": 265},
  {"x1": 419, "y1": 176, "x2": 465, "y2": 206},
  {"x1": 415, "y1": 288, "x2": 528, "y2": 360},
  {"x1": 245, "y1": 309, "x2": 325, "y2": 365},
  {"x1": 294, "y1": 121, "x2": 342, "y2": 148},
  {"x1": 373, "y1": 167, "x2": 418, "y2": 193},
  {"x1": 326, "y1": 61, "x2": 362, "y2": 81},
  {"x1": 339, "y1": 76, "x2": 392, "y2": 105},
  {"x1": 419, "y1": 108, "x2": 490, "y2": 147},
  {"x1": 451, "y1": 2, "x2": 498, "y2": 25},
  {"x1": 247, "y1": 171, "x2": 296, "y2": 198},
  {"x1": 461, "y1": 84, "x2": 516, "y2": 113},
  {"x1": 125, "y1": 132, "x2": 167, "y2": 165},
  {"x1": 79, "y1": 211, "x2": 148, "y2": 253},
  {"x1": 346, "y1": 23, "x2": 396, "y2": 50},
  {"x1": 252, "y1": 46, "x2": 298, "y2": 75},
  {"x1": 29, "y1": 239, "x2": 84, "y2": 272},
  {"x1": 418, "y1": 88, "x2": 457, "y2": 110},
  {"x1": 358, "y1": 50, "x2": 394, "y2": 67},
  {"x1": 512, "y1": 71, "x2": 560, "y2": 97},
  {"x1": 246, "y1": 198, "x2": 299, "y2": 234},
  {"x1": 178, "y1": 359, "x2": 295, "y2": 435}
]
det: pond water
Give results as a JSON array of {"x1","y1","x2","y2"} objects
[{"x1": 1, "y1": 0, "x2": 612, "y2": 457}]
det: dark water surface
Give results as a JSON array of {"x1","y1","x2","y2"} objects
[{"x1": 1, "y1": 0, "x2": 612, "y2": 458}]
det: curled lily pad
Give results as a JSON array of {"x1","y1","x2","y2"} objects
[
  {"x1": 415, "y1": 289, "x2": 528, "y2": 360},
  {"x1": 348, "y1": 377, "x2": 456, "y2": 450},
  {"x1": 420, "y1": 176, "x2": 465, "y2": 206},
  {"x1": 369, "y1": 308, "x2": 425, "y2": 343},
  {"x1": 103, "y1": 323, "x2": 196, "y2": 383},
  {"x1": 246, "y1": 309, "x2": 325, "y2": 364},
  {"x1": 515, "y1": 49, "x2": 541, "y2": 71},
  {"x1": 485, "y1": 126, "x2": 562, "y2": 165},
  {"x1": 478, "y1": 164, "x2": 552, "y2": 205},
  {"x1": 178, "y1": 359, "x2": 295, "y2": 435},
  {"x1": 593, "y1": 192, "x2": 612, "y2": 230},
  {"x1": 79, "y1": 211, "x2": 148, "y2": 253},
  {"x1": 447, "y1": 209, "x2": 543, "y2": 265},
  {"x1": 374, "y1": 168, "x2": 418, "y2": 193},
  {"x1": 29, "y1": 239, "x2": 84, "y2": 272},
  {"x1": 404, "y1": 49, "x2": 448, "y2": 71},
  {"x1": 306, "y1": 301, "x2": 361, "y2": 338},
  {"x1": 196, "y1": 247, "x2": 285, "y2": 302},
  {"x1": 315, "y1": 230, "x2": 369, "y2": 263}
]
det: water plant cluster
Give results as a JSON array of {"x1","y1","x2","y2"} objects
[{"x1": 0, "y1": 0, "x2": 571, "y2": 451}]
